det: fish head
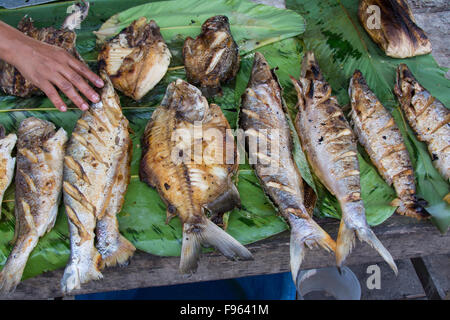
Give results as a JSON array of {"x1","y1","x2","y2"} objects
[
  {"x1": 300, "y1": 51, "x2": 324, "y2": 82},
  {"x1": 62, "y1": 0, "x2": 90, "y2": 31},
  {"x1": 248, "y1": 52, "x2": 275, "y2": 86},
  {"x1": 394, "y1": 63, "x2": 415, "y2": 98},
  {"x1": 161, "y1": 79, "x2": 209, "y2": 123},
  {"x1": 17, "y1": 117, "x2": 56, "y2": 149}
]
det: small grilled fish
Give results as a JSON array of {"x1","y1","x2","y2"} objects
[
  {"x1": 0, "y1": 118, "x2": 67, "y2": 294},
  {"x1": 98, "y1": 17, "x2": 171, "y2": 100},
  {"x1": 240, "y1": 52, "x2": 336, "y2": 283},
  {"x1": 349, "y1": 70, "x2": 429, "y2": 220},
  {"x1": 0, "y1": 1, "x2": 90, "y2": 97},
  {"x1": 61, "y1": 72, "x2": 134, "y2": 294},
  {"x1": 358, "y1": 0, "x2": 432, "y2": 58},
  {"x1": 291, "y1": 52, "x2": 397, "y2": 274},
  {"x1": 0, "y1": 125, "x2": 16, "y2": 215},
  {"x1": 183, "y1": 15, "x2": 240, "y2": 97},
  {"x1": 395, "y1": 64, "x2": 449, "y2": 181},
  {"x1": 140, "y1": 79, "x2": 252, "y2": 273}
]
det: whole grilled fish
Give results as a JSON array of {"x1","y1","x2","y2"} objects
[
  {"x1": 183, "y1": 15, "x2": 240, "y2": 97},
  {"x1": 61, "y1": 72, "x2": 134, "y2": 294},
  {"x1": 140, "y1": 79, "x2": 252, "y2": 273},
  {"x1": 349, "y1": 70, "x2": 429, "y2": 220},
  {"x1": 240, "y1": 52, "x2": 336, "y2": 283},
  {"x1": 291, "y1": 52, "x2": 397, "y2": 274},
  {"x1": 0, "y1": 118, "x2": 67, "y2": 294},
  {"x1": 98, "y1": 17, "x2": 171, "y2": 100},
  {"x1": 0, "y1": 125, "x2": 16, "y2": 215},
  {"x1": 395, "y1": 64, "x2": 449, "y2": 181},
  {"x1": 358, "y1": 0, "x2": 432, "y2": 58},
  {"x1": 0, "y1": 1, "x2": 90, "y2": 97}
]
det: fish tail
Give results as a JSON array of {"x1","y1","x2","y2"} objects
[
  {"x1": 61, "y1": 242, "x2": 103, "y2": 295},
  {"x1": 288, "y1": 214, "x2": 336, "y2": 284},
  {"x1": 335, "y1": 219, "x2": 357, "y2": 269},
  {"x1": 393, "y1": 197, "x2": 431, "y2": 220},
  {"x1": 96, "y1": 217, "x2": 136, "y2": 268},
  {"x1": 0, "y1": 233, "x2": 38, "y2": 295},
  {"x1": 179, "y1": 218, "x2": 253, "y2": 274}
]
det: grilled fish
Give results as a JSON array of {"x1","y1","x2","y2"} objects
[
  {"x1": 0, "y1": 125, "x2": 16, "y2": 215},
  {"x1": 140, "y1": 79, "x2": 252, "y2": 273},
  {"x1": 0, "y1": 1, "x2": 90, "y2": 97},
  {"x1": 291, "y1": 52, "x2": 397, "y2": 274},
  {"x1": 0, "y1": 118, "x2": 67, "y2": 294},
  {"x1": 61, "y1": 72, "x2": 134, "y2": 294},
  {"x1": 98, "y1": 17, "x2": 171, "y2": 100},
  {"x1": 240, "y1": 52, "x2": 335, "y2": 283},
  {"x1": 358, "y1": 0, "x2": 432, "y2": 58},
  {"x1": 183, "y1": 15, "x2": 240, "y2": 97},
  {"x1": 349, "y1": 70, "x2": 429, "y2": 220},
  {"x1": 394, "y1": 64, "x2": 449, "y2": 181}
]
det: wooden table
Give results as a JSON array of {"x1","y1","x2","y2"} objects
[{"x1": 5, "y1": 0, "x2": 450, "y2": 299}]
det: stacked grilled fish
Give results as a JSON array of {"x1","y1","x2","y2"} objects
[
  {"x1": 291, "y1": 52, "x2": 397, "y2": 274},
  {"x1": 240, "y1": 52, "x2": 336, "y2": 282},
  {"x1": 0, "y1": 118, "x2": 67, "y2": 294},
  {"x1": 0, "y1": 1, "x2": 90, "y2": 97},
  {"x1": 61, "y1": 72, "x2": 135, "y2": 294},
  {"x1": 183, "y1": 15, "x2": 240, "y2": 97},
  {"x1": 140, "y1": 79, "x2": 252, "y2": 273},
  {"x1": 98, "y1": 17, "x2": 171, "y2": 100},
  {"x1": 358, "y1": 0, "x2": 432, "y2": 58}
]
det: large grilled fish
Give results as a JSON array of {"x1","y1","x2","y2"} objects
[
  {"x1": 395, "y1": 64, "x2": 449, "y2": 181},
  {"x1": 0, "y1": 125, "x2": 16, "y2": 215},
  {"x1": 183, "y1": 15, "x2": 240, "y2": 97},
  {"x1": 140, "y1": 79, "x2": 252, "y2": 273},
  {"x1": 0, "y1": 118, "x2": 67, "y2": 294},
  {"x1": 240, "y1": 52, "x2": 335, "y2": 283},
  {"x1": 358, "y1": 0, "x2": 432, "y2": 58},
  {"x1": 61, "y1": 72, "x2": 134, "y2": 294},
  {"x1": 0, "y1": 1, "x2": 90, "y2": 97},
  {"x1": 349, "y1": 70, "x2": 429, "y2": 220},
  {"x1": 98, "y1": 17, "x2": 171, "y2": 100},
  {"x1": 291, "y1": 52, "x2": 397, "y2": 274}
]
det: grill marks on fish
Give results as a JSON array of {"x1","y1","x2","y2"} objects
[
  {"x1": 0, "y1": 126, "x2": 16, "y2": 216},
  {"x1": 98, "y1": 17, "x2": 171, "y2": 100},
  {"x1": 291, "y1": 52, "x2": 397, "y2": 275},
  {"x1": 183, "y1": 15, "x2": 240, "y2": 97},
  {"x1": 395, "y1": 64, "x2": 449, "y2": 182},
  {"x1": 140, "y1": 79, "x2": 251, "y2": 273},
  {"x1": 349, "y1": 70, "x2": 429, "y2": 220},
  {"x1": 358, "y1": 0, "x2": 432, "y2": 58},
  {"x1": 0, "y1": 118, "x2": 67, "y2": 295},
  {"x1": 61, "y1": 73, "x2": 135, "y2": 294},
  {"x1": 240, "y1": 52, "x2": 335, "y2": 283}
]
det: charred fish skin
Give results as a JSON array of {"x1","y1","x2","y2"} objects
[
  {"x1": 183, "y1": 15, "x2": 240, "y2": 97},
  {"x1": 0, "y1": 1, "x2": 90, "y2": 97},
  {"x1": 0, "y1": 118, "x2": 67, "y2": 295},
  {"x1": 140, "y1": 79, "x2": 252, "y2": 273},
  {"x1": 240, "y1": 52, "x2": 335, "y2": 283},
  {"x1": 61, "y1": 72, "x2": 135, "y2": 294},
  {"x1": 0, "y1": 125, "x2": 16, "y2": 216},
  {"x1": 291, "y1": 52, "x2": 397, "y2": 274},
  {"x1": 358, "y1": 0, "x2": 432, "y2": 58},
  {"x1": 349, "y1": 70, "x2": 430, "y2": 220},
  {"x1": 98, "y1": 17, "x2": 171, "y2": 100},
  {"x1": 395, "y1": 64, "x2": 450, "y2": 182}
]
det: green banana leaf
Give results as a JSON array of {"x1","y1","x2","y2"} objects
[
  {"x1": 0, "y1": 0, "x2": 305, "y2": 279},
  {"x1": 286, "y1": 0, "x2": 450, "y2": 232}
]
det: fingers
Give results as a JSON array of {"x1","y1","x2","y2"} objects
[
  {"x1": 51, "y1": 74, "x2": 89, "y2": 111},
  {"x1": 40, "y1": 81, "x2": 67, "y2": 112},
  {"x1": 59, "y1": 66, "x2": 100, "y2": 104},
  {"x1": 68, "y1": 57, "x2": 104, "y2": 88}
]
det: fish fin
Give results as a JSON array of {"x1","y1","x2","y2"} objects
[
  {"x1": 179, "y1": 218, "x2": 253, "y2": 273},
  {"x1": 204, "y1": 182, "x2": 241, "y2": 215},
  {"x1": 395, "y1": 200, "x2": 431, "y2": 220},
  {"x1": 100, "y1": 234, "x2": 135, "y2": 268},
  {"x1": 288, "y1": 214, "x2": 336, "y2": 284},
  {"x1": 302, "y1": 180, "x2": 317, "y2": 217},
  {"x1": 61, "y1": 243, "x2": 103, "y2": 295},
  {"x1": 0, "y1": 233, "x2": 38, "y2": 295},
  {"x1": 336, "y1": 219, "x2": 357, "y2": 269},
  {"x1": 444, "y1": 193, "x2": 450, "y2": 204}
]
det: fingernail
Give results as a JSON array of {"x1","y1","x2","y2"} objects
[
  {"x1": 96, "y1": 79, "x2": 104, "y2": 87},
  {"x1": 92, "y1": 93, "x2": 100, "y2": 102},
  {"x1": 81, "y1": 103, "x2": 89, "y2": 111},
  {"x1": 60, "y1": 105, "x2": 67, "y2": 112}
]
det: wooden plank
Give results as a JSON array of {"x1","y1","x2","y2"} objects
[{"x1": 4, "y1": 215, "x2": 450, "y2": 299}]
